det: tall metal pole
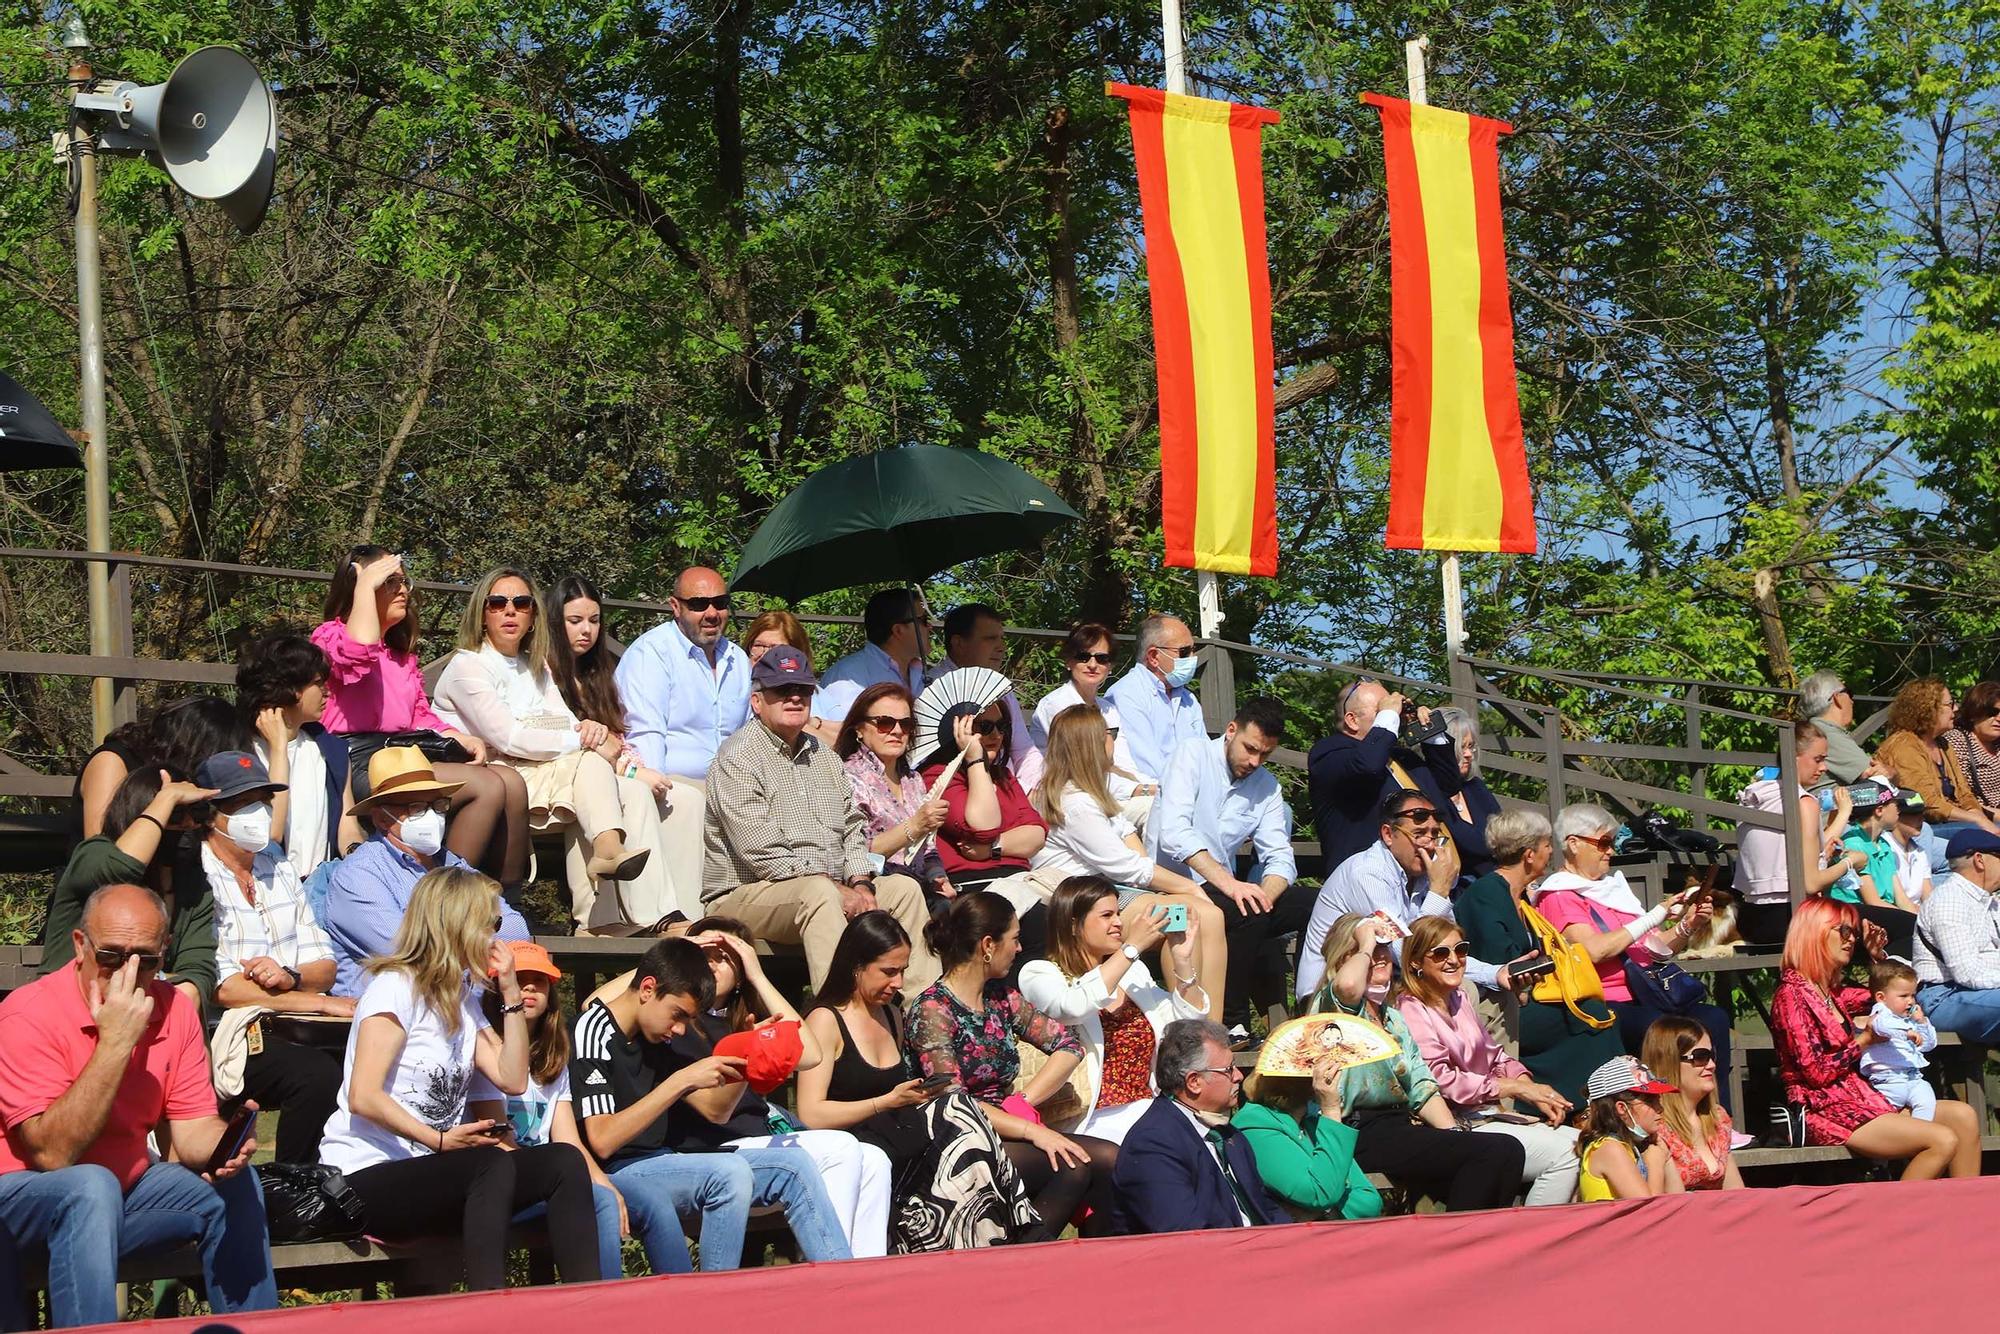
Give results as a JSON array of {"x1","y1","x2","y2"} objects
[
  {"x1": 1160, "y1": 0, "x2": 1224, "y2": 643},
  {"x1": 1406, "y1": 36, "x2": 1470, "y2": 701},
  {"x1": 69, "y1": 32, "x2": 116, "y2": 742}
]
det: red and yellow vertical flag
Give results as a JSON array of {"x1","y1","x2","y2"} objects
[
  {"x1": 1363, "y1": 92, "x2": 1537, "y2": 554},
  {"x1": 1108, "y1": 83, "x2": 1281, "y2": 577}
]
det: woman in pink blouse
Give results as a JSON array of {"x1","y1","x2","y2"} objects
[
  {"x1": 311, "y1": 546, "x2": 523, "y2": 881},
  {"x1": 835, "y1": 684, "x2": 951, "y2": 906},
  {"x1": 1395, "y1": 916, "x2": 1581, "y2": 1205}
]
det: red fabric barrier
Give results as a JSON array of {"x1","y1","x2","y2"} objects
[{"x1": 113, "y1": 1175, "x2": 1995, "y2": 1333}]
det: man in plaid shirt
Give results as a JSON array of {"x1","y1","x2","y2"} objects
[
  {"x1": 1912, "y1": 827, "x2": 2000, "y2": 1043},
  {"x1": 701, "y1": 645, "x2": 940, "y2": 993}
]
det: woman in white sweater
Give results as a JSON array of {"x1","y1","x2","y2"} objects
[
  {"x1": 432, "y1": 568, "x2": 683, "y2": 932},
  {"x1": 1029, "y1": 704, "x2": 1226, "y2": 1010},
  {"x1": 1018, "y1": 876, "x2": 1211, "y2": 1141}
]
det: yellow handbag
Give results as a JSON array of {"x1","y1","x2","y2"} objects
[{"x1": 1519, "y1": 898, "x2": 1615, "y2": 1030}]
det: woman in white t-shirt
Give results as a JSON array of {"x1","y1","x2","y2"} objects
[
  {"x1": 1030, "y1": 705, "x2": 1225, "y2": 1005},
  {"x1": 467, "y1": 939, "x2": 626, "y2": 1279},
  {"x1": 318, "y1": 866, "x2": 601, "y2": 1288}
]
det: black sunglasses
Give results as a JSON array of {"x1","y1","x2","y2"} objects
[
  {"x1": 678, "y1": 595, "x2": 733, "y2": 612},
  {"x1": 1158, "y1": 644, "x2": 1197, "y2": 659},
  {"x1": 865, "y1": 715, "x2": 915, "y2": 734},
  {"x1": 1073, "y1": 651, "x2": 1115, "y2": 665},
  {"x1": 973, "y1": 718, "x2": 1004, "y2": 736},
  {"x1": 485, "y1": 594, "x2": 536, "y2": 612},
  {"x1": 1394, "y1": 809, "x2": 1441, "y2": 826},
  {"x1": 1680, "y1": 1046, "x2": 1716, "y2": 1066},
  {"x1": 92, "y1": 945, "x2": 163, "y2": 973}
]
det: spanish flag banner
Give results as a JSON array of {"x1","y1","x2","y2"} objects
[
  {"x1": 1108, "y1": 83, "x2": 1281, "y2": 578},
  {"x1": 1364, "y1": 93, "x2": 1537, "y2": 554}
]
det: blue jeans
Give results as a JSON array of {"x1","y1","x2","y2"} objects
[
  {"x1": 0, "y1": 1162, "x2": 277, "y2": 1329},
  {"x1": 514, "y1": 1183, "x2": 624, "y2": 1281},
  {"x1": 1917, "y1": 981, "x2": 2000, "y2": 1045},
  {"x1": 1924, "y1": 821, "x2": 1975, "y2": 873},
  {"x1": 607, "y1": 1146, "x2": 850, "y2": 1274}
]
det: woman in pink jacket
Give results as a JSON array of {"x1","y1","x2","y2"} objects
[
  {"x1": 1395, "y1": 915, "x2": 1581, "y2": 1205},
  {"x1": 311, "y1": 545, "x2": 526, "y2": 882}
]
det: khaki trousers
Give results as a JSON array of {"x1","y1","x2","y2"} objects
[
  {"x1": 711, "y1": 873, "x2": 940, "y2": 995},
  {"x1": 560, "y1": 772, "x2": 687, "y2": 931}
]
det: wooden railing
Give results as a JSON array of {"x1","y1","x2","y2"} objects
[{"x1": 4, "y1": 545, "x2": 1831, "y2": 906}]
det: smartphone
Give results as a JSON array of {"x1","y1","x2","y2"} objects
[
  {"x1": 1510, "y1": 955, "x2": 1556, "y2": 985},
  {"x1": 1161, "y1": 903, "x2": 1189, "y2": 933},
  {"x1": 917, "y1": 1073, "x2": 954, "y2": 1093},
  {"x1": 205, "y1": 1105, "x2": 257, "y2": 1174}
]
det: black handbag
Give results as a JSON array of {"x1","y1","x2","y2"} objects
[
  {"x1": 258, "y1": 1162, "x2": 368, "y2": 1243},
  {"x1": 1584, "y1": 902, "x2": 1708, "y2": 1015},
  {"x1": 345, "y1": 729, "x2": 471, "y2": 795}
]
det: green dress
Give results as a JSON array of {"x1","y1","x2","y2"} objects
[
  {"x1": 1454, "y1": 871, "x2": 1621, "y2": 1108},
  {"x1": 1231, "y1": 1101, "x2": 1383, "y2": 1221}
]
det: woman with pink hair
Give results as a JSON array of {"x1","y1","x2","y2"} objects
[{"x1": 1770, "y1": 895, "x2": 1981, "y2": 1178}]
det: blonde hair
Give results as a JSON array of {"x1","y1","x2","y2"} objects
[
  {"x1": 366, "y1": 866, "x2": 502, "y2": 1036},
  {"x1": 1319, "y1": 912, "x2": 1370, "y2": 978},
  {"x1": 1640, "y1": 1016, "x2": 1721, "y2": 1150},
  {"x1": 1034, "y1": 704, "x2": 1117, "y2": 829},
  {"x1": 458, "y1": 566, "x2": 551, "y2": 675},
  {"x1": 1396, "y1": 915, "x2": 1463, "y2": 1008}
]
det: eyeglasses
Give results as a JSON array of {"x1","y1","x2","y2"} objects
[
  {"x1": 678, "y1": 595, "x2": 733, "y2": 613},
  {"x1": 90, "y1": 945, "x2": 163, "y2": 973},
  {"x1": 384, "y1": 798, "x2": 452, "y2": 816},
  {"x1": 1567, "y1": 833, "x2": 1616, "y2": 852},
  {"x1": 484, "y1": 595, "x2": 536, "y2": 612},
  {"x1": 973, "y1": 718, "x2": 1003, "y2": 736},
  {"x1": 1680, "y1": 1047, "x2": 1716, "y2": 1067},
  {"x1": 1423, "y1": 942, "x2": 1472, "y2": 963},
  {"x1": 1106, "y1": 726, "x2": 1121, "y2": 740},
  {"x1": 490, "y1": 915, "x2": 505, "y2": 932},
  {"x1": 1194, "y1": 1066, "x2": 1243, "y2": 1079},
  {"x1": 1073, "y1": 651, "x2": 1115, "y2": 665},
  {"x1": 865, "y1": 715, "x2": 915, "y2": 734}
]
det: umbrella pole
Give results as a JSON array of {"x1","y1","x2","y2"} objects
[{"x1": 69, "y1": 40, "x2": 116, "y2": 741}]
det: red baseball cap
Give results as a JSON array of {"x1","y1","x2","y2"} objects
[{"x1": 714, "y1": 1018, "x2": 804, "y2": 1094}]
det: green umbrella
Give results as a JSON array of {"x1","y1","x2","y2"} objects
[{"x1": 730, "y1": 445, "x2": 1080, "y2": 601}]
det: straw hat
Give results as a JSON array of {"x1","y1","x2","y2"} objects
[{"x1": 351, "y1": 746, "x2": 465, "y2": 813}]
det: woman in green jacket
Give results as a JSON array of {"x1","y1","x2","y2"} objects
[
  {"x1": 1234, "y1": 1059, "x2": 1382, "y2": 1221},
  {"x1": 41, "y1": 765, "x2": 220, "y2": 1008}
]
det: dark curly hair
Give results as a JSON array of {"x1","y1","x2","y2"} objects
[{"x1": 236, "y1": 633, "x2": 331, "y2": 713}]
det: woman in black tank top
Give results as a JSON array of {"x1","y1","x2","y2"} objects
[{"x1": 798, "y1": 912, "x2": 1045, "y2": 1251}]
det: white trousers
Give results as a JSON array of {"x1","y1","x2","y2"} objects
[
  {"x1": 727, "y1": 1128, "x2": 892, "y2": 1258},
  {"x1": 1471, "y1": 1119, "x2": 1582, "y2": 1207}
]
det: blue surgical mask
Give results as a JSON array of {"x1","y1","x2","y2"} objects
[
  {"x1": 1164, "y1": 652, "x2": 1198, "y2": 690},
  {"x1": 1623, "y1": 1113, "x2": 1651, "y2": 1143}
]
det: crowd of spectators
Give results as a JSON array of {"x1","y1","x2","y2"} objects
[{"x1": 7, "y1": 554, "x2": 1996, "y2": 1325}]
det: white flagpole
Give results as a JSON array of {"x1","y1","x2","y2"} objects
[
  {"x1": 1405, "y1": 36, "x2": 1467, "y2": 673},
  {"x1": 1160, "y1": 0, "x2": 1224, "y2": 643}
]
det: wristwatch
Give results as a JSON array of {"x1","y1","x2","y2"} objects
[
  {"x1": 280, "y1": 965, "x2": 302, "y2": 990},
  {"x1": 1120, "y1": 944, "x2": 1141, "y2": 962}
]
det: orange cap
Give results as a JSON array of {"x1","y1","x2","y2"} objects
[{"x1": 490, "y1": 939, "x2": 562, "y2": 982}]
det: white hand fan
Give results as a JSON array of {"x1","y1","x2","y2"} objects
[{"x1": 913, "y1": 666, "x2": 1014, "y2": 781}]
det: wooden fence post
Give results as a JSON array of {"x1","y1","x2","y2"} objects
[
  {"x1": 1685, "y1": 683, "x2": 1706, "y2": 829},
  {"x1": 108, "y1": 559, "x2": 137, "y2": 728},
  {"x1": 1543, "y1": 707, "x2": 1566, "y2": 809},
  {"x1": 1778, "y1": 720, "x2": 1808, "y2": 907}
]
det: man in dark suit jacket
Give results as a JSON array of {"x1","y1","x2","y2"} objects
[
  {"x1": 1113, "y1": 1019, "x2": 1288, "y2": 1235},
  {"x1": 1306, "y1": 679, "x2": 1456, "y2": 869}
]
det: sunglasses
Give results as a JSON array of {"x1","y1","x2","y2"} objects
[
  {"x1": 381, "y1": 574, "x2": 411, "y2": 592},
  {"x1": 1567, "y1": 833, "x2": 1616, "y2": 851},
  {"x1": 1680, "y1": 1047, "x2": 1716, "y2": 1067},
  {"x1": 485, "y1": 594, "x2": 536, "y2": 612},
  {"x1": 91, "y1": 945, "x2": 163, "y2": 973},
  {"x1": 866, "y1": 715, "x2": 915, "y2": 734},
  {"x1": 1833, "y1": 923, "x2": 1858, "y2": 941},
  {"x1": 1423, "y1": 942, "x2": 1472, "y2": 963},
  {"x1": 678, "y1": 594, "x2": 732, "y2": 612},
  {"x1": 765, "y1": 685, "x2": 814, "y2": 702},
  {"x1": 1158, "y1": 644, "x2": 1197, "y2": 659},
  {"x1": 973, "y1": 718, "x2": 1003, "y2": 736},
  {"x1": 1073, "y1": 651, "x2": 1115, "y2": 665},
  {"x1": 1394, "y1": 809, "x2": 1441, "y2": 826},
  {"x1": 490, "y1": 915, "x2": 505, "y2": 932}
]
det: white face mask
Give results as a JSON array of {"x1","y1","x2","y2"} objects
[
  {"x1": 398, "y1": 807, "x2": 447, "y2": 857},
  {"x1": 224, "y1": 801, "x2": 273, "y2": 854}
]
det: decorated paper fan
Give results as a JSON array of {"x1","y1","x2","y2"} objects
[
  {"x1": 913, "y1": 666, "x2": 1013, "y2": 771},
  {"x1": 1253, "y1": 1014, "x2": 1401, "y2": 1079}
]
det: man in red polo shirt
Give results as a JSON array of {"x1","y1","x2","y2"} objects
[{"x1": 0, "y1": 883, "x2": 276, "y2": 1328}]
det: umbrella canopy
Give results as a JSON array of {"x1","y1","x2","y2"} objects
[
  {"x1": 730, "y1": 445, "x2": 1080, "y2": 602},
  {"x1": 0, "y1": 372, "x2": 83, "y2": 471}
]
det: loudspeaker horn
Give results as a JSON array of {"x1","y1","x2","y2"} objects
[{"x1": 95, "y1": 46, "x2": 278, "y2": 234}]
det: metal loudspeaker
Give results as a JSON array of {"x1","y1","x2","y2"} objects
[{"x1": 80, "y1": 46, "x2": 277, "y2": 233}]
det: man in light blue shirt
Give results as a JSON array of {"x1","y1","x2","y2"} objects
[
  {"x1": 1150, "y1": 698, "x2": 1302, "y2": 1033},
  {"x1": 1105, "y1": 612, "x2": 1206, "y2": 786},
  {"x1": 813, "y1": 587, "x2": 931, "y2": 723},
  {"x1": 1296, "y1": 789, "x2": 1513, "y2": 999},
  {"x1": 614, "y1": 566, "x2": 750, "y2": 909}
]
